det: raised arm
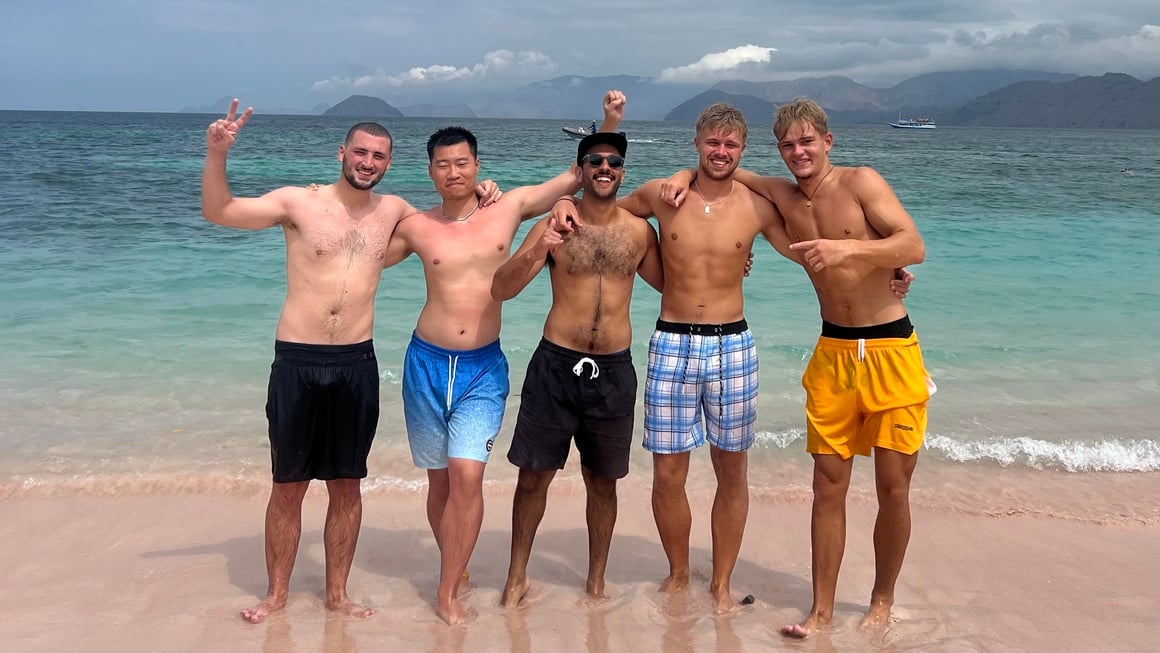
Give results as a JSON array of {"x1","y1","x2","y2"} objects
[
  {"x1": 500, "y1": 89, "x2": 626, "y2": 221},
  {"x1": 201, "y1": 99, "x2": 291, "y2": 230},
  {"x1": 791, "y1": 167, "x2": 925, "y2": 271},
  {"x1": 598, "y1": 90, "x2": 626, "y2": 133},
  {"x1": 503, "y1": 168, "x2": 583, "y2": 221},
  {"x1": 491, "y1": 216, "x2": 566, "y2": 301}
]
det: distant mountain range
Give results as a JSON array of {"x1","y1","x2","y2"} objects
[
  {"x1": 664, "y1": 72, "x2": 1157, "y2": 129},
  {"x1": 322, "y1": 94, "x2": 402, "y2": 118},
  {"x1": 949, "y1": 73, "x2": 1160, "y2": 128},
  {"x1": 187, "y1": 69, "x2": 1159, "y2": 129}
]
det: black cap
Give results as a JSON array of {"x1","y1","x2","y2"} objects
[{"x1": 576, "y1": 131, "x2": 628, "y2": 165}]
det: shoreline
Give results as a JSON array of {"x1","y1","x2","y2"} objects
[
  {"x1": 4, "y1": 458, "x2": 1157, "y2": 527},
  {"x1": 1, "y1": 476, "x2": 1156, "y2": 652}
]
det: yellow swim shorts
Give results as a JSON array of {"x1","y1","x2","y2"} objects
[{"x1": 802, "y1": 331, "x2": 934, "y2": 459}]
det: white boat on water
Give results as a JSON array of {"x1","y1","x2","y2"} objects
[
  {"x1": 889, "y1": 112, "x2": 936, "y2": 129},
  {"x1": 562, "y1": 124, "x2": 600, "y2": 139}
]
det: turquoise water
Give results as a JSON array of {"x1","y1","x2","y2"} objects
[{"x1": 1, "y1": 111, "x2": 1158, "y2": 492}]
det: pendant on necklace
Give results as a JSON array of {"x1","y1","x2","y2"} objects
[
  {"x1": 704, "y1": 205, "x2": 711, "y2": 214},
  {"x1": 806, "y1": 200, "x2": 812, "y2": 208}
]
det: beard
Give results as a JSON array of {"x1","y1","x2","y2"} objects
[
  {"x1": 342, "y1": 161, "x2": 385, "y2": 190},
  {"x1": 698, "y1": 158, "x2": 737, "y2": 181},
  {"x1": 582, "y1": 176, "x2": 622, "y2": 200}
]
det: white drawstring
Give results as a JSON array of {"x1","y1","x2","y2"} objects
[
  {"x1": 857, "y1": 338, "x2": 865, "y2": 362},
  {"x1": 573, "y1": 357, "x2": 599, "y2": 380},
  {"x1": 446, "y1": 355, "x2": 459, "y2": 411}
]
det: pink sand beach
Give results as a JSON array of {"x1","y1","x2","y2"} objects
[{"x1": 1, "y1": 457, "x2": 1156, "y2": 653}]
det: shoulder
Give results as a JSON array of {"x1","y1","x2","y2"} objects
[
  {"x1": 616, "y1": 207, "x2": 649, "y2": 227},
  {"x1": 373, "y1": 193, "x2": 420, "y2": 219},
  {"x1": 637, "y1": 178, "x2": 664, "y2": 193},
  {"x1": 844, "y1": 165, "x2": 888, "y2": 189},
  {"x1": 739, "y1": 172, "x2": 796, "y2": 204},
  {"x1": 627, "y1": 178, "x2": 668, "y2": 209},
  {"x1": 268, "y1": 185, "x2": 311, "y2": 201},
  {"x1": 736, "y1": 184, "x2": 775, "y2": 214}
]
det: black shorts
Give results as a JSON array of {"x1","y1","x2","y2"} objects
[
  {"x1": 508, "y1": 338, "x2": 637, "y2": 479},
  {"x1": 265, "y1": 340, "x2": 379, "y2": 483}
]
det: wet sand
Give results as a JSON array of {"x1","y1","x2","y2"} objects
[{"x1": 1, "y1": 469, "x2": 1156, "y2": 653}]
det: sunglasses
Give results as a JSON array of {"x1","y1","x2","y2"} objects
[{"x1": 582, "y1": 154, "x2": 624, "y2": 168}]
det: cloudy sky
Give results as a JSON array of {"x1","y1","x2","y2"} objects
[{"x1": 2, "y1": 0, "x2": 1157, "y2": 112}]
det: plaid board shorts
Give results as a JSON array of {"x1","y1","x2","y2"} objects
[{"x1": 643, "y1": 320, "x2": 759, "y2": 454}]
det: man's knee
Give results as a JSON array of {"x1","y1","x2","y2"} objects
[
  {"x1": 652, "y1": 453, "x2": 689, "y2": 489},
  {"x1": 811, "y1": 455, "x2": 852, "y2": 504},
  {"x1": 271, "y1": 480, "x2": 310, "y2": 506},
  {"x1": 875, "y1": 472, "x2": 913, "y2": 506},
  {"x1": 515, "y1": 469, "x2": 555, "y2": 495},
  {"x1": 325, "y1": 478, "x2": 363, "y2": 503},
  {"x1": 583, "y1": 472, "x2": 617, "y2": 500},
  {"x1": 874, "y1": 448, "x2": 917, "y2": 504}
]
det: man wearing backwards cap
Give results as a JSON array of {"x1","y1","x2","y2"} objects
[{"x1": 492, "y1": 120, "x2": 664, "y2": 606}]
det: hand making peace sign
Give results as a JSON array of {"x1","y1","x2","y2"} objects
[{"x1": 205, "y1": 98, "x2": 254, "y2": 153}]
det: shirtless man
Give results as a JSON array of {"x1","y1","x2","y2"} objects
[
  {"x1": 666, "y1": 98, "x2": 931, "y2": 637},
  {"x1": 492, "y1": 130, "x2": 663, "y2": 607},
  {"x1": 382, "y1": 91, "x2": 626, "y2": 625},
  {"x1": 546, "y1": 103, "x2": 787, "y2": 613},
  {"x1": 551, "y1": 103, "x2": 911, "y2": 614},
  {"x1": 201, "y1": 100, "x2": 497, "y2": 624}
]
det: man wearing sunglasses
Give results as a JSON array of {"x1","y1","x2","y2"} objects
[
  {"x1": 492, "y1": 129, "x2": 664, "y2": 606},
  {"x1": 549, "y1": 103, "x2": 912, "y2": 615},
  {"x1": 377, "y1": 91, "x2": 626, "y2": 625}
]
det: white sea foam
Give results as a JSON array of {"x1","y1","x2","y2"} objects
[
  {"x1": 754, "y1": 429, "x2": 805, "y2": 449},
  {"x1": 925, "y1": 434, "x2": 1160, "y2": 472},
  {"x1": 753, "y1": 429, "x2": 1160, "y2": 473}
]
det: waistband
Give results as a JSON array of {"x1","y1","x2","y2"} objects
[
  {"x1": 409, "y1": 331, "x2": 502, "y2": 359},
  {"x1": 537, "y1": 337, "x2": 631, "y2": 364},
  {"x1": 273, "y1": 339, "x2": 375, "y2": 365},
  {"x1": 655, "y1": 319, "x2": 748, "y2": 336},
  {"x1": 821, "y1": 315, "x2": 914, "y2": 340},
  {"x1": 817, "y1": 330, "x2": 919, "y2": 350}
]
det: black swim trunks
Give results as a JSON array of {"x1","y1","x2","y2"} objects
[
  {"x1": 265, "y1": 340, "x2": 379, "y2": 483},
  {"x1": 508, "y1": 338, "x2": 637, "y2": 479}
]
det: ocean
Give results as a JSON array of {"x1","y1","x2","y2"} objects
[{"x1": 1, "y1": 110, "x2": 1157, "y2": 524}]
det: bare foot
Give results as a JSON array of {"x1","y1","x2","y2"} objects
[
  {"x1": 781, "y1": 614, "x2": 827, "y2": 639},
  {"x1": 436, "y1": 597, "x2": 476, "y2": 626},
  {"x1": 585, "y1": 577, "x2": 607, "y2": 600},
  {"x1": 859, "y1": 601, "x2": 892, "y2": 630},
  {"x1": 241, "y1": 595, "x2": 286, "y2": 624},
  {"x1": 710, "y1": 586, "x2": 736, "y2": 615},
  {"x1": 500, "y1": 575, "x2": 531, "y2": 608},
  {"x1": 658, "y1": 573, "x2": 689, "y2": 593},
  {"x1": 327, "y1": 597, "x2": 377, "y2": 619}
]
